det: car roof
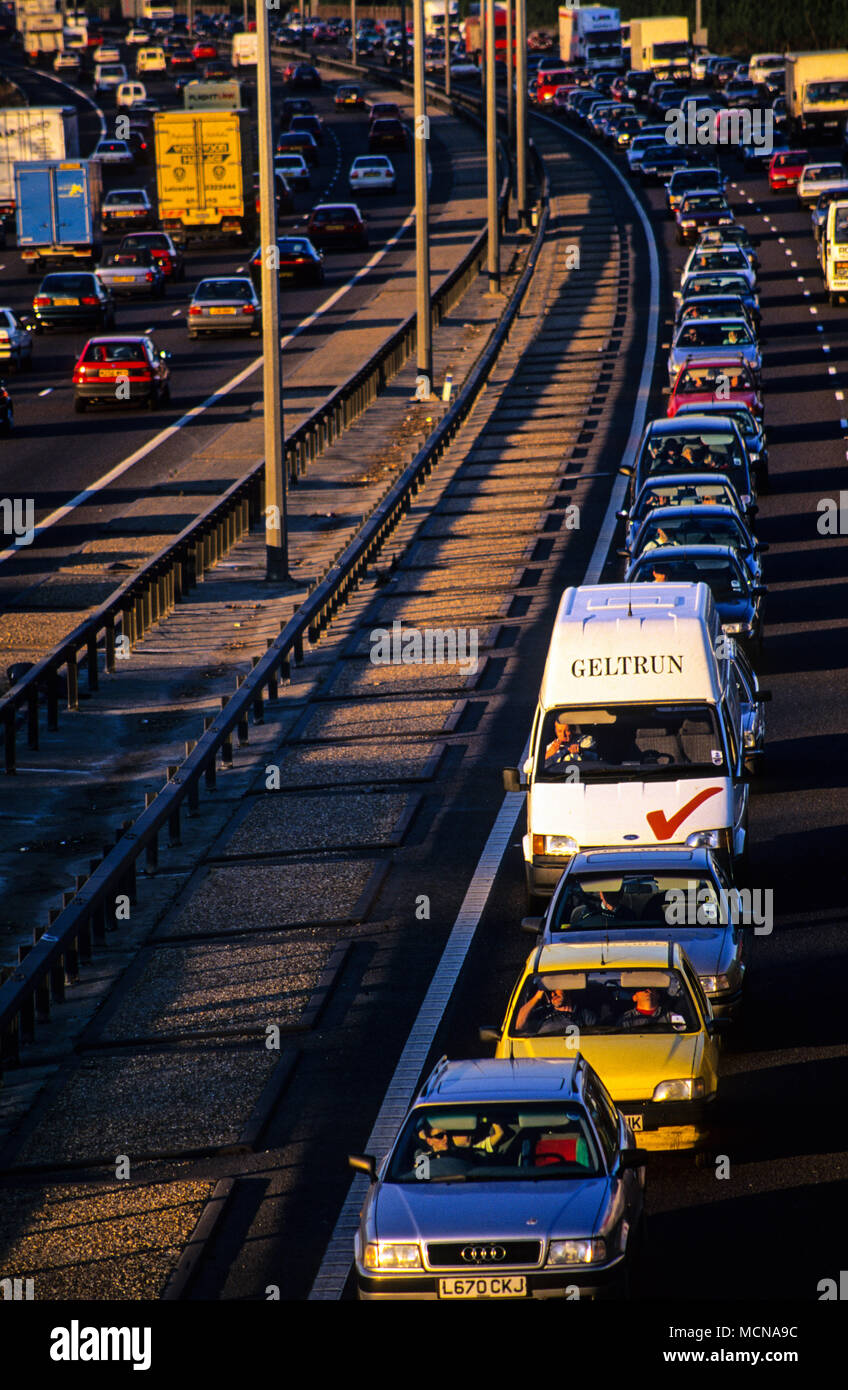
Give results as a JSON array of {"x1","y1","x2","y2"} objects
[
  {"x1": 84, "y1": 335, "x2": 151, "y2": 343},
  {"x1": 565, "y1": 846, "x2": 715, "y2": 873},
  {"x1": 313, "y1": 202, "x2": 359, "y2": 211},
  {"x1": 637, "y1": 472, "x2": 741, "y2": 492},
  {"x1": 534, "y1": 940, "x2": 684, "y2": 970},
  {"x1": 646, "y1": 415, "x2": 738, "y2": 434},
  {"x1": 632, "y1": 542, "x2": 742, "y2": 561},
  {"x1": 418, "y1": 1057, "x2": 583, "y2": 1103}
]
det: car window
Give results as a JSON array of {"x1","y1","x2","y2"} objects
[
  {"x1": 510, "y1": 967, "x2": 699, "y2": 1036},
  {"x1": 550, "y1": 870, "x2": 728, "y2": 933},
  {"x1": 41, "y1": 275, "x2": 95, "y2": 293},
  {"x1": 194, "y1": 280, "x2": 253, "y2": 300},
  {"x1": 386, "y1": 1102, "x2": 603, "y2": 1182},
  {"x1": 82, "y1": 342, "x2": 146, "y2": 362},
  {"x1": 633, "y1": 553, "x2": 748, "y2": 600},
  {"x1": 582, "y1": 1074, "x2": 620, "y2": 1166}
]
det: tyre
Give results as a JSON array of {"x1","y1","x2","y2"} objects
[{"x1": 73, "y1": 396, "x2": 86, "y2": 413}]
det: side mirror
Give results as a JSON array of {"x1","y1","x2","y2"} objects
[
  {"x1": 615, "y1": 508, "x2": 628, "y2": 522},
  {"x1": 618, "y1": 464, "x2": 634, "y2": 477},
  {"x1": 479, "y1": 1025, "x2": 502, "y2": 1044},
  {"x1": 753, "y1": 689, "x2": 771, "y2": 703},
  {"x1": 617, "y1": 1147, "x2": 645, "y2": 1169},
  {"x1": 521, "y1": 915, "x2": 543, "y2": 935},
  {"x1": 502, "y1": 767, "x2": 522, "y2": 793},
  {"x1": 348, "y1": 1153, "x2": 377, "y2": 1182},
  {"x1": 159, "y1": 349, "x2": 172, "y2": 361}
]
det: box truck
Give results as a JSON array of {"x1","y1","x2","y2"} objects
[
  {"x1": 14, "y1": 158, "x2": 102, "y2": 269},
  {"x1": 154, "y1": 109, "x2": 255, "y2": 245},
  {"x1": 628, "y1": 16, "x2": 690, "y2": 77},
  {"x1": 183, "y1": 80, "x2": 243, "y2": 112},
  {"x1": 558, "y1": 4, "x2": 621, "y2": 71},
  {"x1": 0, "y1": 105, "x2": 79, "y2": 227},
  {"x1": 785, "y1": 51, "x2": 848, "y2": 140}
]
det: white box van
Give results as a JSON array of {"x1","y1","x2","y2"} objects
[
  {"x1": 116, "y1": 81, "x2": 148, "y2": 108},
  {"x1": 504, "y1": 583, "x2": 755, "y2": 901},
  {"x1": 231, "y1": 32, "x2": 258, "y2": 67},
  {"x1": 94, "y1": 63, "x2": 128, "y2": 93},
  {"x1": 136, "y1": 46, "x2": 167, "y2": 74}
]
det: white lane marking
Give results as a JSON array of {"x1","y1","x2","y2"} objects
[
  {"x1": 840, "y1": 418, "x2": 847, "y2": 429},
  {"x1": 37, "y1": 388, "x2": 53, "y2": 397},
  {"x1": 790, "y1": 261, "x2": 797, "y2": 268},
  {"x1": 829, "y1": 368, "x2": 837, "y2": 377},
  {"x1": 0, "y1": 202, "x2": 420, "y2": 565},
  {"x1": 308, "y1": 110, "x2": 663, "y2": 1302},
  {"x1": 171, "y1": 309, "x2": 182, "y2": 317},
  {"x1": 823, "y1": 345, "x2": 831, "y2": 353},
  {"x1": 778, "y1": 236, "x2": 785, "y2": 243}
]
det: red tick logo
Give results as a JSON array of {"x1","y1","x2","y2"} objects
[{"x1": 646, "y1": 787, "x2": 722, "y2": 841}]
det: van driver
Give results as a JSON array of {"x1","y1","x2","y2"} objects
[{"x1": 545, "y1": 715, "x2": 598, "y2": 765}]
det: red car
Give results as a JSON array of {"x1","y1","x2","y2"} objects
[
  {"x1": 192, "y1": 40, "x2": 217, "y2": 61},
  {"x1": 667, "y1": 356, "x2": 763, "y2": 419},
  {"x1": 117, "y1": 231, "x2": 184, "y2": 280},
  {"x1": 72, "y1": 335, "x2": 171, "y2": 412},
  {"x1": 535, "y1": 68, "x2": 576, "y2": 104},
  {"x1": 768, "y1": 149, "x2": 808, "y2": 192},
  {"x1": 368, "y1": 101, "x2": 402, "y2": 126},
  {"x1": 306, "y1": 203, "x2": 368, "y2": 251}
]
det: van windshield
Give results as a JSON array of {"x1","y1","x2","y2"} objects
[{"x1": 536, "y1": 704, "x2": 727, "y2": 781}]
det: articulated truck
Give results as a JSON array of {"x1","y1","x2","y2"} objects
[
  {"x1": 0, "y1": 105, "x2": 78, "y2": 228},
  {"x1": 785, "y1": 51, "x2": 848, "y2": 141},
  {"x1": 154, "y1": 109, "x2": 255, "y2": 245}
]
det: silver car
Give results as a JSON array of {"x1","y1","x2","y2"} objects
[
  {"x1": 668, "y1": 317, "x2": 761, "y2": 383},
  {"x1": 0, "y1": 307, "x2": 34, "y2": 370},
  {"x1": 350, "y1": 1056, "x2": 645, "y2": 1301},
  {"x1": 96, "y1": 249, "x2": 164, "y2": 298},
  {"x1": 681, "y1": 245, "x2": 757, "y2": 292},
  {"x1": 533, "y1": 848, "x2": 751, "y2": 1015},
  {"x1": 187, "y1": 277, "x2": 261, "y2": 337}
]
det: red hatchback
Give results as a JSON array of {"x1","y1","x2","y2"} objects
[
  {"x1": 117, "y1": 231, "x2": 185, "y2": 280},
  {"x1": 768, "y1": 149, "x2": 808, "y2": 191},
  {"x1": 192, "y1": 40, "x2": 217, "y2": 61},
  {"x1": 73, "y1": 335, "x2": 171, "y2": 412},
  {"x1": 306, "y1": 203, "x2": 368, "y2": 251},
  {"x1": 667, "y1": 356, "x2": 763, "y2": 419}
]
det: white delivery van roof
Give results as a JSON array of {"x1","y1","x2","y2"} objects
[{"x1": 539, "y1": 582, "x2": 723, "y2": 709}]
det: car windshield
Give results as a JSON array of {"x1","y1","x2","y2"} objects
[
  {"x1": 550, "y1": 871, "x2": 731, "y2": 932},
  {"x1": 354, "y1": 157, "x2": 389, "y2": 169},
  {"x1": 675, "y1": 323, "x2": 754, "y2": 348},
  {"x1": 684, "y1": 275, "x2": 751, "y2": 298},
  {"x1": 681, "y1": 300, "x2": 747, "y2": 321},
  {"x1": 682, "y1": 196, "x2": 727, "y2": 212},
  {"x1": 41, "y1": 275, "x2": 95, "y2": 293},
  {"x1": 123, "y1": 235, "x2": 168, "y2": 249},
  {"x1": 106, "y1": 252, "x2": 150, "y2": 266},
  {"x1": 690, "y1": 250, "x2": 747, "y2": 271},
  {"x1": 510, "y1": 968, "x2": 699, "y2": 1037},
  {"x1": 632, "y1": 553, "x2": 749, "y2": 601},
  {"x1": 386, "y1": 1102, "x2": 604, "y2": 1182},
  {"x1": 82, "y1": 342, "x2": 146, "y2": 362},
  {"x1": 638, "y1": 513, "x2": 747, "y2": 551},
  {"x1": 805, "y1": 165, "x2": 843, "y2": 181},
  {"x1": 277, "y1": 240, "x2": 309, "y2": 254},
  {"x1": 676, "y1": 365, "x2": 754, "y2": 395},
  {"x1": 535, "y1": 703, "x2": 727, "y2": 781},
  {"x1": 641, "y1": 429, "x2": 745, "y2": 473},
  {"x1": 194, "y1": 280, "x2": 253, "y2": 299},
  {"x1": 637, "y1": 481, "x2": 738, "y2": 516}
]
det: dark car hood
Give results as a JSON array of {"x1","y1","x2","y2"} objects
[{"x1": 373, "y1": 1179, "x2": 609, "y2": 1244}]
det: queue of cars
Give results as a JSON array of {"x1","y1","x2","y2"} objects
[{"x1": 346, "y1": 53, "x2": 788, "y2": 1303}]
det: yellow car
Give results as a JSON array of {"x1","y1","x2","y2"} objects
[{"x1": 487, "y1": 940, "x2": 722, "y2": 1151}]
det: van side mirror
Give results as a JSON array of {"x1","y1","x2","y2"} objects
[
  {"x1": 348, "y1": 1153, "x2": 377, "y2": 1181},
  {"x1": 479, "y1": 1025, "x2": 502, "y2": 1044},
  {"x1": 521, "y1": 916, "x2": 544, "y2": 935},
  {"x1": 502, "y1": 767, "x2": 522, "y2": 793}
]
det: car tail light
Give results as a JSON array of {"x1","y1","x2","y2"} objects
[
  {"x1": 145, "y1": 272, "x2": 154, "y2": 282},
  {"x1": 81, "y1": 296, "x2": 99, "y2": 305},
  {"x1": 188, "y1": 306, "x2": 202, "y2": 316},
  {"x1": 244, "y1": 303, "x2": 255, "y2": 313},
  {"x1": 34, "y1": 296, "x2": 50, "y2": 307}
]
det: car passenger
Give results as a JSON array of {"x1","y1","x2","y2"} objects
[{"x1": 618, "y1": 987, "x2": 674, "y2": 1030}]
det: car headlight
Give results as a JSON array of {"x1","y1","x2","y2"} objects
[
  {"x1": 681, "y1": 219, "x2": 695, "y2": 228},
  {"x1": 539, "y1": 834, "x2": 579, "y2": 857},
  {"x1": 363, "y1": 1242, "x2": 422, "y2": 1271},
  {"x1": 699, "y1": 972, "x2": 733, "y2": 994},
  {"x1": 546, "y1": 1238, "x2": 607, "y2": 1266},
  {"x1": 749, "y1": 450, "x2": 760, "y2": 460},
  {"x1": 652, "y1": 1078, "x2": 705, "y2": 1102},
  {"x1": 685, "y1": 828, "x2": 722, "y2": 849}
]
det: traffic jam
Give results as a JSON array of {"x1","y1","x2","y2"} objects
[
  {"x1": 0, "y1": 11, "x2": 407, "y2": 433},
  {"x1": 345, "y1": 27, "x2": 848, "y2": 1310}
]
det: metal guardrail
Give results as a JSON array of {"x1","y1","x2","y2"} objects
[
  {"x1": 0, "y1": 81, "x2": 514, "y2": 776},
  {"x1": 0, "y1": 144, "x2": 549, "y2": 1078}
]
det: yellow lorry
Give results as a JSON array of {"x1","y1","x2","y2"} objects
[
  {"x1": 154, "y1": 109, "x2": 255, "y2": 246},
  {"x1": 629, "y1": 16, "x2": 689, "y2": 78},
  {"x1": 785, "y1": 51, "x2": 848, "y2": 142}
]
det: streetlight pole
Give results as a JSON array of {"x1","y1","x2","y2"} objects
[
  {"x1": 351, "y1": 0, "x2": 356, "y2": 63},
  {"x1": 444, "y1": 1, "x2": 451, "y2": 98},
  {"x1": 257, "y1": 0, "x2": 289, "y2": 581},
  {"x1": 413, "y1": 0, "x2": 432, "y2": 395},
  {"x1": 485, "y1": 0, "x2": 499, "y2": 293},
  {"x1": 505, "y1": 0, "x2": 513, "y2": 140},
  {"x1": 515, "y1": 0, "x2": 528, "y2": 228},
  {"x1": 401, "y1": 0, "x2": 409, "y2": 78}
]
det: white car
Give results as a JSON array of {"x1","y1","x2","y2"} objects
[
  {"x1": 94, "y1": 63, "x2": 129, "y2": 93},
  {"x1": 125, "y1": 28, "x2": 150, "y2": 45},
  {"x1": 53, "y1": 51, "x2": 81, "y2": 73},
  {"x1": 797, "y1": 162, "x2": 848, "y2": 206},
  {"x1": 274, "y1": 153, "x2": 310, "y2": 189},
  {"x1": 92, "y1": 138, "x2": 134, "y2": 166},
  {"x1": 93, "y1": 44, "x2": 121, "y2": 64},
  {"x1": 0, "y1": 307, "x2": 34, "y2": 371},
  {"x1": 348, "y1": 154, "x2": 396, "y2": 193},
  {"x1": 116, "y1": 81, "x2": 148, "y2": 108}
]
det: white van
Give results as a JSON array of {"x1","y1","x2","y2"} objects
[
  {"x1": 136, "y1": 46, "x2": 167, "y2": 74},
  {"x1": 94, "y1": 63, "x2": 128, "y2": 93},
  {"x1": 231, "y1": 32, "x2": 258, "y2": 67},
  {"x1": 116, "y1": 81, "x2": 148, "y2": 108},
  {"x1": 503, "y1": 583, "x2": 755, "y2": 901},
  {"x1": 819, "y1": 199, "x2": 848, "y2": 304}
]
